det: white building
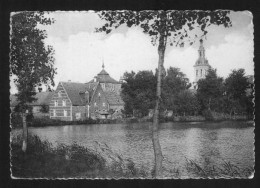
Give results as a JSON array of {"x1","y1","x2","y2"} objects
[{"x1": 192, "y1": 39, "x2": 211, "y2": 89}]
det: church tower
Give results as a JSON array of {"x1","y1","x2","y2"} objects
[{"x1": 193, "y1": 39, "x2": 211, "y2": 89}]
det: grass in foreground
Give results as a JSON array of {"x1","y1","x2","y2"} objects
[
  {"x1": 11, "y1": 134, "x2": 148, "y2": 178},
  {"x1": 11, "y1": 135, "x2": 254, "y2": 178}
]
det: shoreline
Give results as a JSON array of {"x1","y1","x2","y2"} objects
[{"x1": 11, "y1": 117, "x2": 254, "y2": 129}]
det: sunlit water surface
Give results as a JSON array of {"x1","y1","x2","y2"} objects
[{"x1": 11, "y1": 121, "x2": 254, "y2": 178}]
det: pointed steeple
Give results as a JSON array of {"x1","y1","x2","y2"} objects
[
  {"x1": 198, "y1": 39, "x2": 205, "y2": 58},
  {"x1": 102, "y1": 58, "x2": 105, "y2": 69}
]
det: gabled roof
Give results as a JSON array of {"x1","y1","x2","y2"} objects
[
  {"x1": 103, "y1": 91, "x2": 124, "y2": 105},
  {"x1": 10, "y1": 92, "x2": 54, "y2": 107},
  {"x1": 61, "y1": 82, "x2": 98, "y2": 106}
]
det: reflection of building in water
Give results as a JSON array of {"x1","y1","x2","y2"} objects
[{"x1": 192, "y1": 39, "x2": 211, "y2": 90}]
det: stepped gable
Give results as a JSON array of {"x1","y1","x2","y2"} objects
[
  {"x1": 61, "y1": 82, "x2": 97, "y2": 106},
  {"x1": 103, "y1": 91, "x2": 124, "y2": 105}
]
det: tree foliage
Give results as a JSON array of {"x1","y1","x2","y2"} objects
[
  {"x1": 121, "y1": 70, "x2": 156, "y2": 117},
  {"x1": 161, "y1": 67, "x2": 191, "y2": 111},
  {"x1": 197, "y1": 68, "x2": 224, "y2": 111},
  {"x1": 224, "y1": 69, "x2": 252, "y2": 115},
  {"x1": 10, "y1": 11, "x2": 56, "y2": 112},
  {"x1": 97, "y1": 10, "x2": 231, "y2": 47}
]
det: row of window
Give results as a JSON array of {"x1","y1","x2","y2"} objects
[
  {"x1": 52, "y1": 109, "x2": 68, "y2": 117},
  {"x1": 94, "y1": 102, "x2": 106, "y2": 107},
  {"x1": 54, "y1": 100, "x2": 66, "y2": 106},
  {"x1": 101, "y1": 83, "x2": 116, "y2": 91},
  {"x1": 196, "y1": 69, "x2": 207, "y2": 77}
]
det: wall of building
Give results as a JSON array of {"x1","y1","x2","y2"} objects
[
  {"x1": 72, "y1": 106, "x2": 87, "y2": 121},
  {"x1": 90, "y1": 84, "x2": 109, "y2": 119},
  {"x1": 49, "y1": 82, "x2": 72, "y2": 121},
  {"x1": 194, "y1": 65, "x2": 210, "y2": 82},
  {"x1": 101, "y1": 83, "x2": 121, "y2": 94}
]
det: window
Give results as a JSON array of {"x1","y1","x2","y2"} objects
[
  {"x1": 58, "y1": 91, "x2": 62, "y2": 97},
  {"x1": 62, "y1": 100, "x2": 66, "y2": 106},
  {"x1": 103, "y1": 102, "x2": 105, "y2": 107},
  {"x1": 196, "y1": 70, "x2": 198, "y2": 76},
  {"x1": 98, "y1": 93, "x2": 101, "y2": 97},
  {"x1": 94, "y1": 102, "x2": 97, "y2": 106},
  {"x1": 64, "y1": 110, "x2": 67, "y2": 117},
  {"x1": 54, "y1": 100, "x2": 58, "y2": 106},
  {"x1": 53, "y1": 109, "x2": 56, "y2": 117},
  {"x1": 76, "y1": 113, "x2": 81, "y2": 120}
]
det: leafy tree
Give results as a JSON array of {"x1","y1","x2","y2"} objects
[
  {"x1": 121, "y1": 70, "x2": 156, "y2": 117},
  {"x1": 175, "y1": 90, "x2": 200, "y2": 116},
  {"x1": 197, "y1": 68, "x2": 224, "y2": 112},
  {"x1": 161, "y1": 67, "x2": 191, "y2": 111},
  {"x1": 245, "y1": 76, "x2": 254, "y2": 119},
  {"x1": 97, "y1": 10, "x2": 231, "y2": 177},
  {"x1": 10, "y1": 12, "x2": 56, "y2": 152},
  {"x1": 224, "y1": 69, "x2": 251, "y2": 117}
]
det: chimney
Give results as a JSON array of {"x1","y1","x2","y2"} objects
[{"x1": 85, "y1": 91, "x2": 89, "y2": 103}]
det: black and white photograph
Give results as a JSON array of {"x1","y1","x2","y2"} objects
[{"x1": 9, "y1": 10, "x2": 254, "y2": 179}]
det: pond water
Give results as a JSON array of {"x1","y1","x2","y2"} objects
[{"x1": 12, "y1": 121, "x2": 254, "y2": 178}]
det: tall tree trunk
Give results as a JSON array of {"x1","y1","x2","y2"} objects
[
  {"x1": 152, "y1": 34, "x2": 166, "y2": 178},
  {"x1": 22, "y1": 112, "x2": 28, "y2": 152}
]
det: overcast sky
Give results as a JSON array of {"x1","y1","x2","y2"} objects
[{"x1": 10, "y1": 11, "x2": 254, "y2": 94}]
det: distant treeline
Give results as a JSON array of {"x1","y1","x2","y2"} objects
[{"x1": 121, "y1": 67, "x2": 254, "y2": 120}]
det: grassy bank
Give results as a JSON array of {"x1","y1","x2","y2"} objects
[
  {"x1": 11, "y1": 135, "x2": 253, "y2": 178},
  {"x1": 11, "y1": 134, "x2": 148, "y2": 178}
]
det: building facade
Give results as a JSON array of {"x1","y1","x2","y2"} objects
[
  {"x1": 192, "y1": 39, "x2": 211, "y2": 89},
  {"x1": 49, "y1": 64, "x2": 124, "y2": 121}
]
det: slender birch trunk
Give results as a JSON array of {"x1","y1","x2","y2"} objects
[
  {"x1": 152, "y1": 34, "x2": 165, "y2": 178},
  {"x1": 22, "y1": 112, "x2": 28, "y2": 152}
]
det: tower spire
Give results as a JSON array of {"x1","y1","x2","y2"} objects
[
  {"x1": 198, "y1": 39, "x2": 205, "y2": 58},
  {"x1": 102, "y1": 57, "x2": 105, "y2": 69}
]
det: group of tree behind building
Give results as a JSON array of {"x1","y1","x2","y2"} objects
[{"x1": 121, "y1": 67, "x2": 254, "y2": 120}]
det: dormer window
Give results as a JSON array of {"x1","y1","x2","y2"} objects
[
  {"x1": 58, "y1": 91, "x2": 62, "y2": 97},
  {"x1": 103, "y1": 102, "x2": 105, "y2": 107},
  {"x1": 62, "y1": 100, "x2": 66, "y2": 106}
]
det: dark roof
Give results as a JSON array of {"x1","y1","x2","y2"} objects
[
  {"x1": 89, "y1": 68, "x2": 120, "y2": 84},
  {"x1": 10, "y1": 92, "x2": 54, "y2": 107},
  {"x1": 103, "y1": 91, "x2": 124, "y2": 105},
  {"x1": 61, "y1": 82, "x2": 97, "y2": 106}
]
